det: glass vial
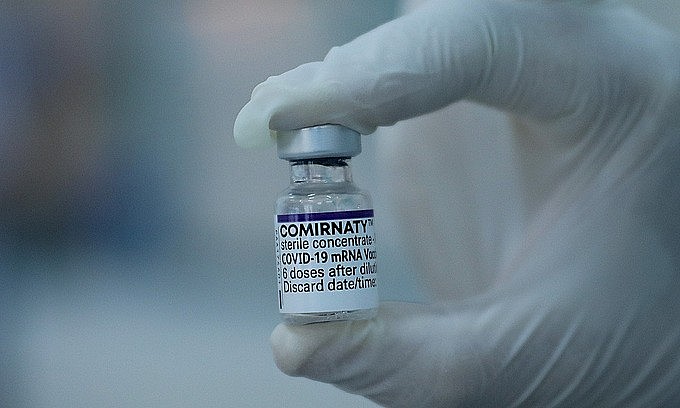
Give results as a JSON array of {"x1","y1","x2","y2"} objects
[{"x1": 275, "y1": 124, "x2": 378, "y2": 325}]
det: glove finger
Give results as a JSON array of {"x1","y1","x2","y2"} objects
[
  {"x1": 233, "y1": 62, "x2": 325, "y2": 148},
  {"x1": 271, "y1": 302, "x2": 488, "y2": 407},
  {"x1": 234, "y1": 0, "x2": 493, "y2": 147},
  {"x1": 235, "y1": 0, "x2": 675, "y2": 149}
]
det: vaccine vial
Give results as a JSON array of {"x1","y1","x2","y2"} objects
[{"x1": 275, "y1": 124, "x2": 378, "y2": 325}]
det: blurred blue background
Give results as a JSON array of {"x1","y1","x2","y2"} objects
[{"x1": 2, "y1": 1, "x2": 678, "y2": 407}]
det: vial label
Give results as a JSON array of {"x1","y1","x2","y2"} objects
[{"x1": 275, "y1": 209, "x2": 378, "y2": 314}]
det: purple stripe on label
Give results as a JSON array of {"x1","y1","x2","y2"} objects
[{"x1": 277, "y1": 209, "x2": 374, "y2": 223}]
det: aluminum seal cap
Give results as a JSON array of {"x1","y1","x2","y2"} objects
[{"x1": 276, "y1": 124, "x2": 361, "y2": 160}]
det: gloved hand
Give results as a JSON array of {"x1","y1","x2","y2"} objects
[{"x1": 234, "y1": 0, "x2": 680, "y2": 406}]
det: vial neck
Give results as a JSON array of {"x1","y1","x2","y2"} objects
[{"x1": 289, "y1": 158, "x2": 353, "y2": 184}]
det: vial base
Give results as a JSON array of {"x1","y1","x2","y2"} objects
[{"x1": 282, "y1": 308, "x2": 377, "y2": 325}]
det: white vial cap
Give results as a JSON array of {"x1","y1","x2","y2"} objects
[{"x1": 276, "y1": 124, "x2": 361, "y2": 160}]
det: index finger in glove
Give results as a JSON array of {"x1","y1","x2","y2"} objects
[{"x1": 234, "y1": 0, "x2": 678, "y2": 148}]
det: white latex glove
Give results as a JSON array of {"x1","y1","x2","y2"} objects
[{"x1": 234, "y1": 0, "x2": 680, "y2": 406}]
